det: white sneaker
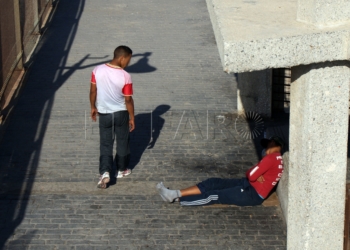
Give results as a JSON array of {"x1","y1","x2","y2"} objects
[
  {"x1": 116, "y1": 169, "x2": 132, "y2": 179},
  {"x1": 116, "y1": 171, "x2": 124, "y2": 178},
  {"x1": 97, "y1": 172, "x2": 110, "y2": 189},
  {"x1": 122, "y1": 169, "x2": 132, "y2": 177}
]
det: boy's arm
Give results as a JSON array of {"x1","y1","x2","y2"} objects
[
  {"x1": 246, "y1": 157, "x2": 272, "y2": 182},
  {"x1": 125, "y1": 96, "x2": 135, "y2": 132},
  {"x1": 90, "y1": 83, "x2": 98, "y2": 121}
]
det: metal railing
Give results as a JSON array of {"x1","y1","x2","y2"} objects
[
  {"x1": 272, "y1": 68, "x2": 291, "y2": 113},
  {"x1": 0, "y1": 0, "x2": 53, "y2": 122}
]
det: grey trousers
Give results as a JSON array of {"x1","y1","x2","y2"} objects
[{"x1": 98, "y1": 111, "x2": 130, "y2": 174}]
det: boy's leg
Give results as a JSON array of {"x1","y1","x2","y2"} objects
[
  {"x1": 98, "y1": 113, "x2": 113, "y2": 188},
  {"x1": 180, "y1": 185, "x2": 201, "y2": 196},
  {"x1": 156, "y1": 178, "x2": 242, "y2": 203},
  {"x1": 99, "y1": 114, "x2": 114, "y2": 174},
  {"x1": 196, "y1": 177, "x2": 244, "y2": 192},
  {"x1": 114, "y1": 111, "x2": 130, "y2": 172},
  {"x1": 214, "y1": 185, "x2": 264, "y2": 206},
  {"x1": 180, "y1": 183, "x2": 263, "y2": 206}
]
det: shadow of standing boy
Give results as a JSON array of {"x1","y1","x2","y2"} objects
[{"x1": 129, "y1": 105, "x2": 171, "y2": 170}]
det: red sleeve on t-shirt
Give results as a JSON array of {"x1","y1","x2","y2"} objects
[
  {"x1": 122, "y1": 83, "x2": 133, "y2": 96},
  {"x1": 91, "y1": 72, "x2": 96, "y2": 84},
  {"x1": 122, "y1": 71, "x2": 133, "y2": 96},
  {"x1": 246, "y1": 156, "x2": 273, "y2": 182}
]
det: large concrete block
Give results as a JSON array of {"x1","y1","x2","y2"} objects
[
  {"x1": 298, "y1": 0, "x2": 350, "y2": 27},
  {"x1": 205, "y1": 0, "x2": 350, "y2": 73},
  {"x1": 288, "y1": 61, "x2": 350, "y2": 250}
]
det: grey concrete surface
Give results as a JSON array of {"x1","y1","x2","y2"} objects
[
  {"x1": 263, "y1": 121, "x2": 290, "y2": 224},
  {"x1": 297, "y1": 0, "x2": 350, "y2": 27},
  {"x1": 0, "y1": 0, "x2": 287, "y2": 249},
  {"x1": 276, "y1": 152, "x2": 289, "y2": 225},
  {"x1": 288, "y1": 61, "x2": 350, "y2": 250},
  {"x1": 205, "y1": 0, "x2": 350, "y2": 73}
]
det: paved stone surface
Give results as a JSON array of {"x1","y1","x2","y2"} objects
[{"x1": 0, "y1": 0, "x2": 286, "y2": 249}]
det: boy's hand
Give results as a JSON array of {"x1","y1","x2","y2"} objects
[
  {"x1": 91, "y1": 108, "x2": 98, "y2": 121},
  {"x1": 129, "y1": 118, "x2": 135, "y2": 132},
  {"x1": 124, "y1": 96, "x2": 135, "y2": 132},
  {"x1": 89, "y1": 83, "x2": 98, "y2": 121},
  {"x1": 257, "y1": 175, "x2": 265, "y2": 183}
]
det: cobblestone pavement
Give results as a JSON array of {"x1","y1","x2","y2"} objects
[{"x1": 0, "y1": 0, "x2": 286, "y2": 249}]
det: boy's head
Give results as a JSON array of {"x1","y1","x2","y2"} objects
[
  {"x1": 113, "y1": 46, "x2": 133, "y2": 68},
  {"x1": 261, "y1": 136, "x2": 284, "y2": 150}
]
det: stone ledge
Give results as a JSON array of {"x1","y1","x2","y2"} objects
[{"x1": 206, "y1": 0, "x2": 350, "y2": 73}]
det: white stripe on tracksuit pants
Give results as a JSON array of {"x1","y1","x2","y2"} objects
[{"x1": 180, "y1": 195, "x2": 219, "y2": 206}]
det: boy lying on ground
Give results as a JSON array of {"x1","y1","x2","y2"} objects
[{"x1": 156, "y1": 136, "x2": 284, "y2": 206}]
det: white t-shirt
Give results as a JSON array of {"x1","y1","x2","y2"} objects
[{"x1": 91, "y1": 64, "x2": 133, "y2": 113}]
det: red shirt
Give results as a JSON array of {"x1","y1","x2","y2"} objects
[{"x1": 246, "y1": 152, "x2": 283, "y2": 198}]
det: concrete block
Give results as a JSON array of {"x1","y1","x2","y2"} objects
[
  {"x1": 298, "y1": 0, "x2": 350, "y2": 27},
  {"x1": 205, "y1": 0, "x2": 350, "y2": 73},
  {"x1": 276, "y1": 151, "x2": 289, "y2": 223},
  {"x1": 288, "y1": 61, "x2": 350, "y2": 250}
]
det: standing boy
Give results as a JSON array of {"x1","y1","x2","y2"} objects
[{"x1": 90, "y1": 46, "x2": 135, "y2": 189}]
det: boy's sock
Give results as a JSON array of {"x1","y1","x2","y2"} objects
[
  {"x1": 156, "y1": 182, "x2": 181, "y2": 203},
  {"x1": 156, "y1": 183, "x2": 169, "y2": 202}
]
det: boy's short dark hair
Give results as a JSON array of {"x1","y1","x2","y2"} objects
[{"x1": 114, "y1": 46, "x2": 133, "y2": 59}]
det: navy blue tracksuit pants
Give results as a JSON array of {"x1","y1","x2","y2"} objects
[{"x1": 179, "y1": 178, "x2": 264, "y2": 206}]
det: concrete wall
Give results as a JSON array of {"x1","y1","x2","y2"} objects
[
  {"x1": 277, "y1": 151, "x2": 289, "y2": 223},
  {"x1": 287, "y1": 61, "x2": 350, "y2": 250},
  {"x1": 237, "y1": 69, "x2": 272, "y2": 117}
]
